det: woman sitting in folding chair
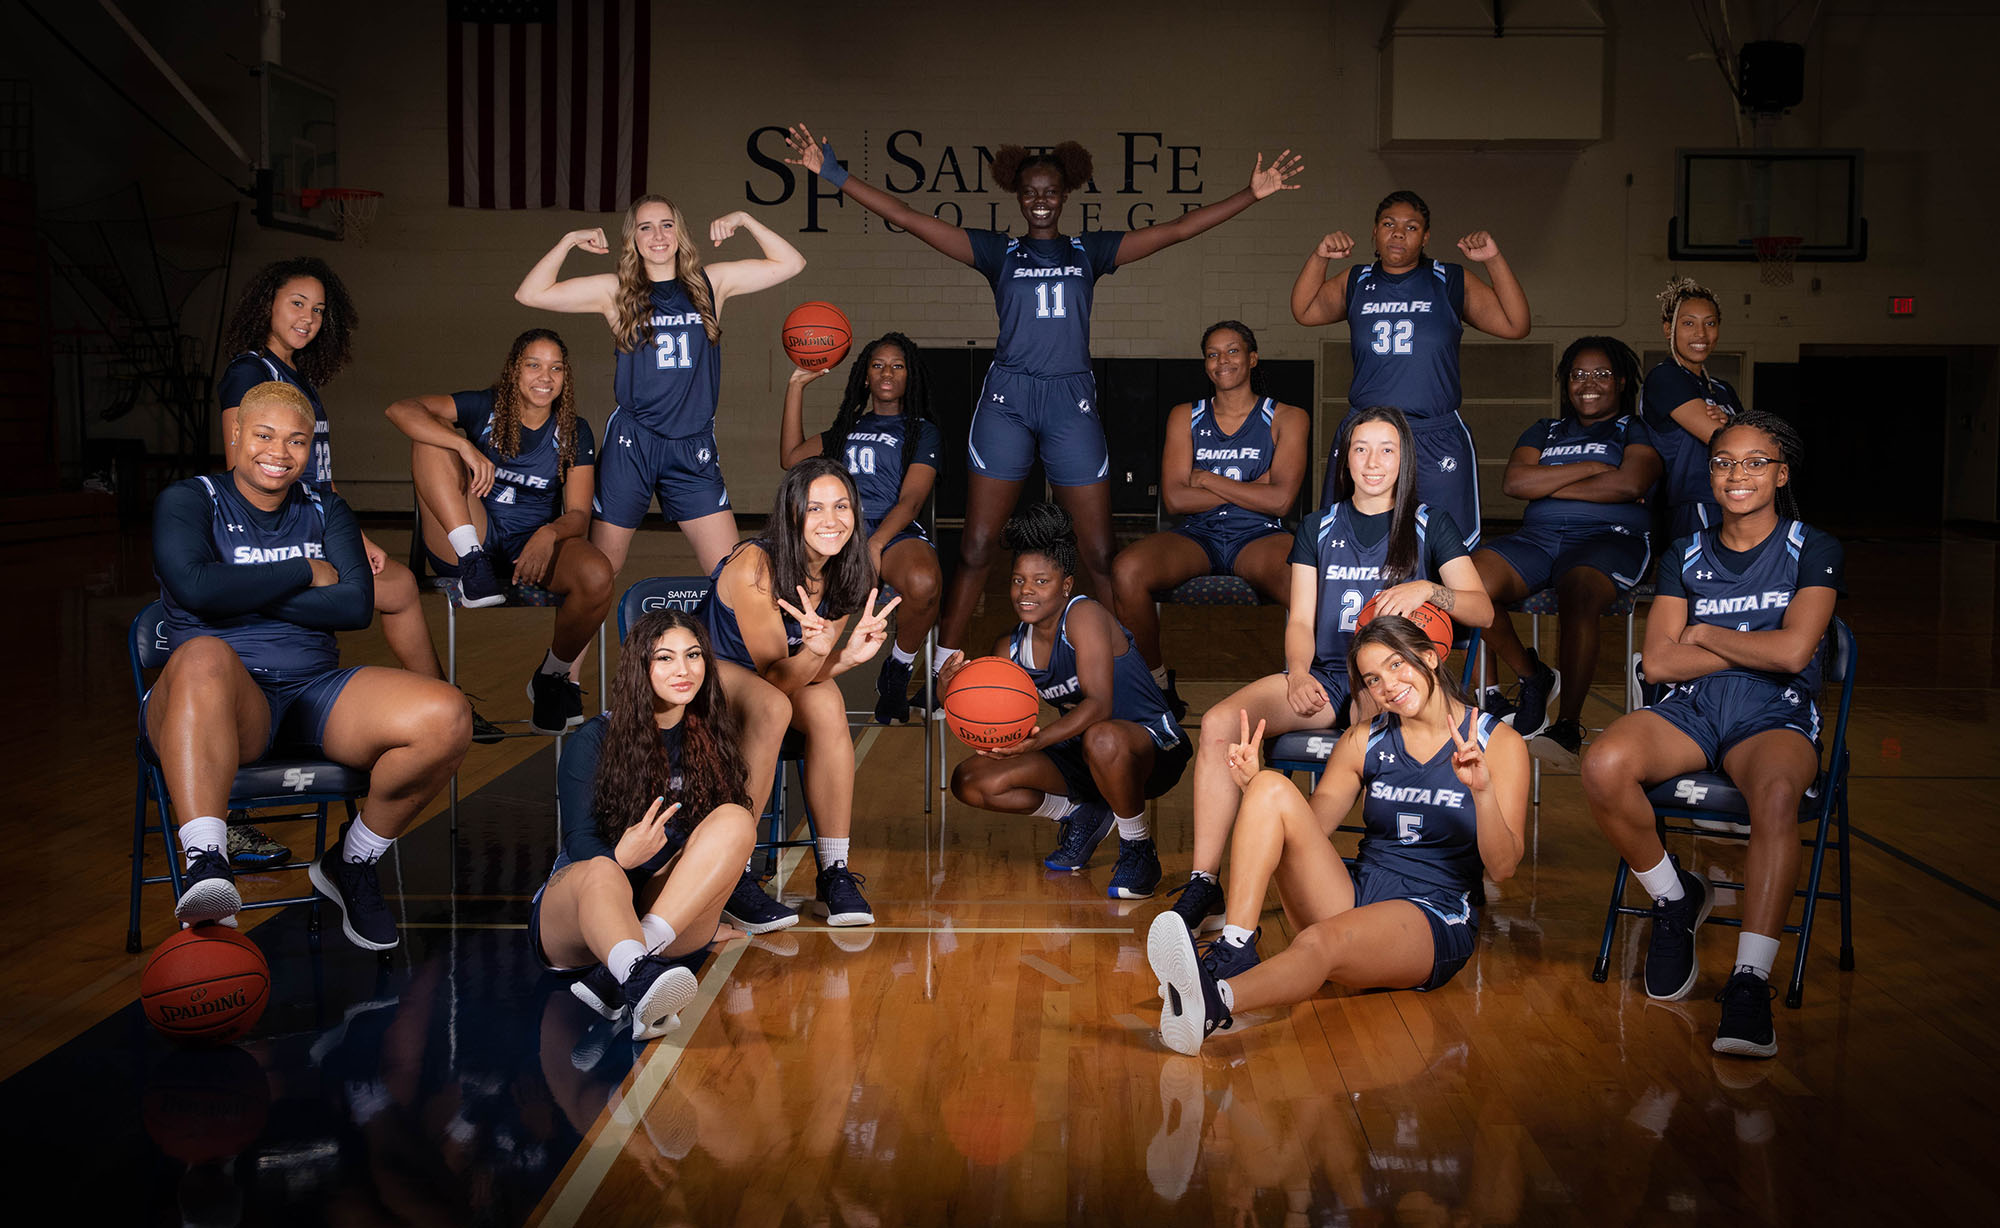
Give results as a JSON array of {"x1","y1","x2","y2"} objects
[
  {"x1": 696, "y1": 456, "x2": 898, "y2": 932},
  {"x1": 532, "y1": 609, "x2": 757, "y2": 1042},
  {"x1": 1580, "y1": 411, "x2": 1843, "y2": 1060},
  {"x1": 386, "y1": 327, "x2": 614, "y2": 735},
  {"x1": 145, "y1": 382, "x2": 471, "y2": 951}
]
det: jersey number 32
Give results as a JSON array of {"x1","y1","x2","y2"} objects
[{"x1": 1370, "y1": 320, "x2": 1415, "y2": 355}]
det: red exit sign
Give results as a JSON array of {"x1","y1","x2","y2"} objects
[{"x1": 1889, "y1": 296, "x2": 1918, "y2": 316}]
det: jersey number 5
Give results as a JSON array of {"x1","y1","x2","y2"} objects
[
  {"x1": 1033, "y1": 283, "x2": 1067, "y2": 319},
  {"x1": 1370, "y1": 320, "x2": 1415, "y2": 356},
  {"x1": 655, "y1": 330, "x2": 693, "y2": 370},
  {"x1": 1397, "y1": 812, "x2": 1424, "y2": 845}
]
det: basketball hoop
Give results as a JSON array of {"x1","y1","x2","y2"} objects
[
  {"x1": 299, "y1": 187, "x2": 383, "y2": 243},
  {"x1": 1752, "y1": 235, "x2": 1802, "y2": 287}
]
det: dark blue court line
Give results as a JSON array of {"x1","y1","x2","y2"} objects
[{"x1": 1850, "y1": 824, "x2": 2000, "y2": 912}]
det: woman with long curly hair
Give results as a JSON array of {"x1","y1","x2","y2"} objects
[
  {"x1": 780, "y1": 331, "x2": 944, "y2": 724},
  {"x1": 534, "y1": 609, "x2": 757, "y2": 1042},
  {"x1": 385, "y1": 327, "x2": 615, "y2": 734},
  {"x1": 513, "y1": 195, "x2": 805, "y2": 577},
  {"x1": 784, "y1": 127, "x2": 1303, "y2": 695}
]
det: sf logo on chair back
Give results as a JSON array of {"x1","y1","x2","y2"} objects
[
  {"x1": 1673, "y1": 778, "x2": 1709, "y2": 804},
  {"x1": 281, "y1": 768, "x2": 318, "y2": 793}
]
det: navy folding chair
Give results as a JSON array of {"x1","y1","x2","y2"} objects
[
  {"x1": 1591, "y1": 618, "x2": 1858, "y2": 1008},
  {"x1": 127, "y1": 601, "x2": 358, "y2": 952}
]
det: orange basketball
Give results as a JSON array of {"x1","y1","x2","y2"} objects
[
  {"x1": 1356, "y1": 594, "x2": 1455, "y2": 659},
  {"x1": 942, "y1": 656, "x2": 1041, "y2": 750},
  {"x1": 782, "y1": 301, "x2": 852, "y2": 371},
  {"x1": 141, "y1": 924, "x2": 270, "y2": 1045}
]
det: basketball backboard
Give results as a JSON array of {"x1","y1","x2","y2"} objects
[
  {"x1": 1668, "y1": 148, "x2": 1866, "y2": 262},
  {"x1": 255, "y1": 64, "x2": 339, "y2": 239}
]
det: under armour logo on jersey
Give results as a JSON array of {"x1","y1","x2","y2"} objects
[
  {"x1": 1327, "y1": 539, "x2": 1347, "y2": 550},
  {"x1": 1695, "y1": 570, "x2": 1715, "y2": 580},
  {"x1": 1824, "y1": 566, "x2": 1834, "y2": 574},
  {"x1": 1439, "y1": 457, "x2": 1457, "y2": 472},
  {"x1": 618, "y1": 434, "x2": 634, "y2": 447},
  {"x1": 280, "y1": 768, "x2": 317, "y2": 792},
  {"x1": 1377, "y1": 751, "x2": 1397, "y2": 764},
  {"x1": 990, "y1": 393, "x2": 1007, "y2": 404},
  {"x1": 224, "y1": 523, "x2": 245, "y2": 533}
]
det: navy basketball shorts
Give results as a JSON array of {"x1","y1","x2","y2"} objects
[
  {"x1": 1298, "y1": 665, "x2": 1354, "y2": 723},
  {"x1": 1481, "y1": 520, "x2": 1651, "y2": 593},
  {"x1": 1649, "y1": 672, "x2": 1822, "y2": 768},
  {"x1": 1043, "y1": 724, "x2": 1193, "y2": 808},
  {"x1": 1352, "y1": 861, "x2": 1477, "y2": 991},
  {"x1": 144, "y1": 663, "x2": 364, "y2": 758},
  {"x1": 593, "y1": 413, "x2": 732, "y2": 528},
  {"x1": 864, "y1": 515, "x2": 931, "y2": 554},
  {"x1": 968, "y1": 367, "x2": 1109, "y2": 487},
  {"x1": 1337, "y1": 410, "x2": 1480, "y2": 550},
  {"x1": 1171, "y1": 517, "x2": 1288, "y2": 575}
]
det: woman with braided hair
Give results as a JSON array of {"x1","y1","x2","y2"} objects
[
  {"x1": 1644, "y1": 276, "x2": 1743, "y2": 541},
  {"x1": 387, "y1": 327, "x2": 614, "y2": 735}
]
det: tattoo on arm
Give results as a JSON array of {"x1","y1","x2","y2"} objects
[{"x1": 1429, "y1": 585, "x2": 1456, "y2": 612}]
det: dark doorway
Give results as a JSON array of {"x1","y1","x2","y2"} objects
[{"x1": 1793, "y1": 355, "x2": 1947, "y2": 531}]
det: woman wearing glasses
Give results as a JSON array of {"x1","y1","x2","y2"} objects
[{"x1": 1467, "y1": 337, "x2": 1660, "y2": 768}]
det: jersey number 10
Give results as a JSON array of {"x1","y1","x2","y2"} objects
[
  {"x1": 1033, "y1": 283, "x2": 1068, "y2": 319},
  {"x1": 654, "y1": 330, "x2": 693, "y2": 370},
  {"x1": 1370, "y1": 320, "x2": 1415, "y2": 355}
]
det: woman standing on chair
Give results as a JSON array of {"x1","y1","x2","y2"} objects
[
  {"x1": 386, "y1": 327, "x2": 615, "y2": 736},
  {"x1": 697, "y1": 457, "x2": 899, "y2": 932},
  {"x1": 531, "y1": 609, "x2": 757, "y2": 1042},
  {"x1": 1167, "y1": 407, "x2": 1492, "y2": 935},
  {"x1": 780, "y1": 332, "x2": 944, "y2": 725},
  {"x1": 943, "y1": 504, "x2": 1190, "y2": 898},
  {"x1": 1469, "y1": 337, "x2": 1661, "y2": 767},
  {"x1": 1148, "y1": 616, "x2": 1530, "y2": 1056},
  {"x1": 515, "y1": 195, "x2": 806, "y2": 576},
  {"x1": 1290, "y1": 192, "x2": 1532, "y2": 549},
  {"x1": 1109, "y1": 320, "x2": 1310, "y2": 715},
  {"x1": 784, "y1": 125, "x2": 1304, "y2": 689},
  {"x1": 1643, "y1": 277, "x2": 1742, "y2": 542},
  {"x1": 1580, "y1": 412, "x2": 1841, "y2": 1061}
]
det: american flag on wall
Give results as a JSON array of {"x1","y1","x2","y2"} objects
[{"x1": 446, "y1": 0, "x2": 650, "y2": 210}]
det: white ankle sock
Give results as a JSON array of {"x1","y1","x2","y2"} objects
[
  {"x1": 1221, "y1": 924, "x2": 1254, "y2": 948},
  {"x1": 447, "y1": 525, "x2": 481, "y2": 557},
  {"x1": 1734, "y1": 932, "x2": 1779, "y2": 979},
  {"x1": 1634, "y1": 855, "x2": 1684, "y2": 902},
  {"x1": 179, "y1": 816, "x2": 226, "y2": 860},
  {"x1": 932, "y1": 644, "x2": 958, "y2": 674},
  {"x1": 640, "y1": 913, "x2": 676, "y2": 953},
  {"x1": 1191, "y1": 869, "x2": 1218, "y2": 885},
  {"x1": 1217, "y1": 979, "x2": 1236, "y2": 1009},
  {"x1": 1031, "y1": 793, "x2": 1075, "y2": 821},
  {"x1": 1150, "y1": 665, "x2": 1170, "y2": 688},
  {"x1": 342, "y1": 817, "x2": 394, "y2": 864},
  {"x1": 1114, "y1": 811, "x2": 1148, "y2": 841},
  {"x1": 540, "y1": 648, "x2": 576, "y2": 676},
  {"x1": 817, "y1": 837, "x2": 850, "y2": 868},
  {"x1": 608, "y1": 938, "x2": 647, "y2": 983},
  {"x1": 891, "y1": 642, "x2": 916, "y2": 666}
]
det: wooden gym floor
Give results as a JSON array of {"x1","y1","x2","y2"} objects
[{"x1": 0, "y1": 521, "x2": 1995, "y2": 1224}]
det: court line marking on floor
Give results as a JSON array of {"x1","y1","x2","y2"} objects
[{"x1": 1849, "y1": 824, "x2": 2000, "y2": 912}]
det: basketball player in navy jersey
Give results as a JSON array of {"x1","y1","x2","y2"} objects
[
  {"x1": 1110, "y1": 322, "x2": 1310, "y2": 714},
  {"x1": 1643, "y1": 277, "x2": 1743, "y2": 541},
  {"x1": 385, "y1": 328, "x2": 615, "y2": 735},
  {"x1": 1148, "y1": 616, "x2": 1530, "y2": 1055},
  {"x1": 1290, "y1": 192, "x2": 1532, "y2": 548},
  {"x1": 1470, "y1": 337, "x2": 1661, "y2": 766},
  {"x1": 942, "y1": 504, "x2": 1189, "y2": 899},
  {"x1": 1169, "y1": 407, "x2": 1493, "y2": 934},
  {"x1": 784, "y1": 126, "x2": 1304, "y2": 691},
  {"x1": 515, "y1": 196, "x2": 806, "y2": 576},
  {"x1": 780, "y1": 333, "x2": 945, "y2": 724},
  {"x1": 1582, "y1": 412, "x2": 1841, "y2": 1059},
  {"x1": 147, "y1": 382, "x2": 472, "y2": 951}
]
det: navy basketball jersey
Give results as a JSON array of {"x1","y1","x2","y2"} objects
[
  {"x1": 1287, "y1": 502, "x2": 1439, "y2": 683},
  {"x1": 218, "y1": 349, "x2": 332, "y2": 487},
  {"x1": 696, "y1": 543, "x2": 827, "y2": 668},
  {"x1": 1515, "y1": 414, "x2": 1654, "y2": 534},
  {"x1": 158, "y1": 475, "x2": 341, "y2": 674},
  {"x1": 832, "y1": 411, "x2": 942, "y2": 527},
  {"x1": 1641, "y1": 361, "x2": 1743, "y2": 517},
  {"x1": 1344, "y1": 258, "x2": 1467, "y2": 421},
  {"x1": 450, "y1": 390, "x2": 599, "y2": 553},
  {"x1": 1662, "y1": 519, "x2": 1845, "y2": 693},
  {"x1": 967, "y1": 230, "x2": 1123, "y2": 377},
  {"x1": 1180, "y1": 397, "x2": 1285, "y2": 536},
  {"x1": 612, "y1": 275, "x2": 721, "y2": 438},
  {"x1": 1356, "y1": 707, "x2": 1497, "y2": 899},
  {"x1": 1008, "y1": 595, "x2": 1180, "y2": 749}
]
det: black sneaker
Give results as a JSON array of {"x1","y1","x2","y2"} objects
[
  {"x1": 455, "y1": 549, "x2": 508, "y2": 608},
  {"x1": 468, "y1": 702, "x2": 507, "y2": 745},
  {"x1": 174, "y1": 846, "x2": 241, "y2": 925},
  {"x1": 1044, "y1": 802, "x2": 1115, "y2": 871},
  {"x1": 1480, "y1": 685, "x2": 1518, "y2": 723},
  {"x1": 308, "y1": 827, "x2": 400, "y2": 951},
  {"x1": 1166, "y1": 873, "x2": 1226, "y2": 935},
  {"x1": 1643, "y1": 857, "x2": 1712, "y2": 1001},
  {"x1": 816, "y1": 863, "x2": 875, "y2": 927},
  {"x1": 1512, "y1": 651, "x2": 1561, "y2": 739},
  {"x1": 1107, "y1": 837, "x2": 1163, "y2": 899},
  {"x1": 527, "y1": 670, "x2": 586, "y2": 735},
  {"x1": 226, "y1": 821, "x2": 290, "y2": 868},
  {"x1": 1531, "y1": 717, "x2": 1584, "y2": 772},
  {"x1": 570, "y1": 963, "x2": 624, "y2": 1021},
  {"x1": 721, "y1": 871, "x2": 799, "y2": 934},
  {"x1": 873, "y1": 654, "x2": 915, "y2": 725},
  {"x1": 1199, "y1": 929, "x2": 1263, "y2": 981},
  {"x1": 623, "y1": 954, "x2": 701, "y2": 1042},
  {"x1": 1712, "y1": 970, "x2": 1779, "y2": 1059},
  {"x1": 1148, "y1": 912, "x2": 1233, "y2": 1056},
  {"x1": 1162, "y1": 669, "x2": 1189, "y2": 722}
]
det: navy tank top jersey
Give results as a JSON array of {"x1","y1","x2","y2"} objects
[
  {"x1": 1344, "y1": 258, "x2": 1467, "y2": 421},
  {"x1": 1661, "y1": 519, "x2": 1845, "y2": 693},
  {"x1": 451, "y1": 389, "x2": 599, "y2": 551},
  {"x1": 1641, "y1": 361, "x2": 1743, "y2": 513},
  {"x1": 1288, "y1": 502, "x2": 1436, "y2": 681},
  {"x1": 696, "y1": 543, "x2": 828, "y2": 669},
  {"x1": 1515, "y1": 414, "x2": 1654, "y2": 534},
  {"x1": 612, "y1": 275, "x2": 721, "y2": 438},
  {"x1": 159, "y1": 475, "x2": 341, "y2": 675},
  {"x1": 218, "y1": 349, "x2": 332, "y2": 487},
  {"x1": 967, "y1": 229, "x2": 1123, "y2": 378},
  {"x1": 1356, "y1": 707, "x2": 1498, "y2": 897},
  {"x1": 832, "y1": 411, "x2": 942, "y2": 527},
  {"x1": 1007, "y1": 595, "x2": 1180, "y2": 749},
  {"x1": 1180, "y1": 397, "x2": 1285, "y2": 536}
]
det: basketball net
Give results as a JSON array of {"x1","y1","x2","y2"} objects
[
  {"x1": 1752, "y1": 235, "x2": 1801, "y2": 287},
  {"x1": 299, "y1": 188, "x2": 384, "y2": 244}
]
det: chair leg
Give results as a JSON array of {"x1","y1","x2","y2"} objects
[
  {"x1": 1835, "y1": 781, "x2": 1855, "y2": 972},
  {"x1": 128, "y1": 766, "x2": 150, "y2": 953},
  {"x1": 1592, "y1": 858, "x2": 1632, "y2": 983},
  {"x1": 1786, "y1": 789, "x2": 1844, "y2": 1009}
]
